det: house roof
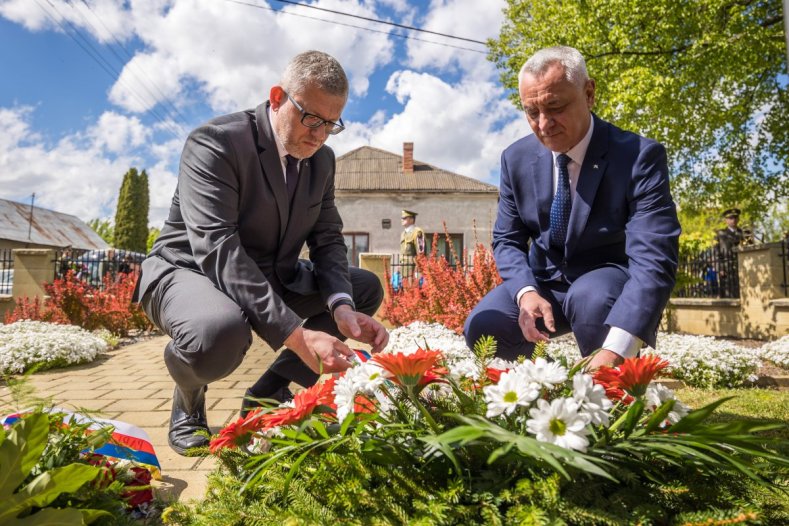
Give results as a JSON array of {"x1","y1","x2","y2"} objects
[
  {"x1": 0, "y1": 198, "x2": 109, "y2": 250},
  {"x1": 335, "y1": 146, "x2": 499, "y2": 193}
]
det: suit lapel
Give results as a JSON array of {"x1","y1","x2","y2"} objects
[
  {"x1": 255, "y1": 102, "x2": 289, "y2": 242},
  {"x1": 530, "y1": 148, "x2": 553, "y2": 251},
  {"x1": 566, "y1": 116, "x2": 609, "y2": 257}
]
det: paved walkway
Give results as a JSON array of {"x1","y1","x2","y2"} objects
[{"x1": 0, "y1": 334, "x2": 279, "y2": 503}]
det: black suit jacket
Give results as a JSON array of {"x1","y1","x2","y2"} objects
[{"x1": 134, "y1": 102, "x2": 352, "y2": 349}]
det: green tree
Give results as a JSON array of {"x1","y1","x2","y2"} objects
[
  {"x1": 489, "y1": 0, "x2": 787, "y2": 217},
  {"x1": 146, "y1": 226, "x2": 161, "y2": 253},
  {"x1": 86, "y1": 218, "x2": 113, "y2": 245},
  {"x1": 113, "y1": 168, "x2": 149, "y2": 253}
]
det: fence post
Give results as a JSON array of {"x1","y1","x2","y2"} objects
[
  {"x1": 359, "y1": 253, "x2": 392, "y2": 323},
  {"x1": 11, "y1": 248, "x2": 56, "y2": 301}
]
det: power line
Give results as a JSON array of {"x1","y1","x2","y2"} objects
[
  {"x1": 273, "y1": 0, "x2": 487, "y2": 45},
  {"x1": 223, "y1": 0, "x2": 488, "y2": 54},
  {"x1": 73, "y1": 0, "x2": 190, "y2": 132},
  {"x1": 35, "y1": 0, "x2": 186, "y2": 140}
]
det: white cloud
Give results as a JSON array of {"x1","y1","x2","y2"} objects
[
  {"x1": 107, "y1": 0, "x2": 395, "y2": 114},
  {"x1": 90, "y1": 112, "x2": 150, "y2": 153},
  {"x1": 0, "y1": 0, "x2": 132, "y2": 42},
  {"x1": 405, "y1": 0, "x2": 506, "y2": 78},
  {"x1": 331, "y1": 69, "x2": 530, "y2": 183},
  {"x1": 0, "y1": 106, "x2": 167, "y2": 224}
]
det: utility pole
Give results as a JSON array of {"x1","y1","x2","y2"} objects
[{"x1": 27, "y1": 193, "x2": 35, "y2": 242}]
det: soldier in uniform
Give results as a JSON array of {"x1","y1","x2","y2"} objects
[
  {"x1": 399, "y1": 209, "x2": 425, "y2": 278},
  {"x1": 716, "y1": 208, "x2": 746, "y2": 253},
  {"x1": 715, "y1": 208, "x2": 747, "y2": 298}
]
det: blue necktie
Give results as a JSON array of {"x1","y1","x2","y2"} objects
[
  {"x1": 285, "y1": 155, "x2": 299, "y2": 202},
  {"x1": 550, "y1": 153, "x2": 571, "y2": 249}
]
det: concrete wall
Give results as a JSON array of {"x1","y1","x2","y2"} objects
[
  {"x1": 0, "y1": 248, "x2": 56, "y2": 321},
  {"x1": 666, "y1": 243, "x2": 789, "y2": 339},
  {"x1": 336, "y1": 192, "x2": 498, "y2": 256}
]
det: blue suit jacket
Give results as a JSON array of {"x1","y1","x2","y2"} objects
[{"x1": 493, "y1": 114, "x2": 681, "y2": 347}]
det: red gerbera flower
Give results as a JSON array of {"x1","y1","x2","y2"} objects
[
  {"x1": 372, "y1": 349, "x2": 443, "y2": 388},
  {"x1": 593, "y1": 355, "x2": 669, "y2": 398},
  {"x1": 260, "y1": 379, "x2": 336, "y2": 429},
  {"x1": 354, "y1": 395, "x2": 376, "y2": 414},
  {"x1": 210, "y1": 413, "x2": 258, "y2": 453},
  {"x1": 486, "y1": 367, "x2": 507, "y2": 384}
]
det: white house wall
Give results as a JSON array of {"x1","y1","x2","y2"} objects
[{"x1": 336, "y1": 192, "x2": 499, "y2": 258}]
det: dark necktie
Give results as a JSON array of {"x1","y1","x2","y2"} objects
[
  {"x1": 549, "y1": 153, "x2": 571, "y2": 249},
  {"x1": 285, "y1": 154, "x2": 299, "y2": 202}
]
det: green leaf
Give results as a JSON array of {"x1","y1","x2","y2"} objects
[
  {"x1": 621, "y1": 399, "x2": 645, "y2": 438},
  {"x1": 643, "y1": 399, "x2": 675, "y2": 434},
  {"x1": 2, "y1": 464, "x2": 102, "y2": 522},
  {"x1": 0, "y1": 413, "x2": 49, "y2": 497},
  {"x1": 667, "y1": 396, "x2": 735, "y2": 433}
]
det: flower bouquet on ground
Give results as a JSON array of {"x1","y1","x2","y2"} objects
[{"x1": 166, "y1": 336, "x2": 789, "y2": 525}]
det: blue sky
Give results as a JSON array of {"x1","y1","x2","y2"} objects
[{"x1": 0, "y1": 0, "x2": 530, "y2": 227}]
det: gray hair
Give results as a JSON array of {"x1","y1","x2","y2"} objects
[
  {"x1": 280, "y1": 50, "x2": 349, "y2": 98},
  {"x1": 518, "y1": 46, "x2": 589, "y2": 88}
]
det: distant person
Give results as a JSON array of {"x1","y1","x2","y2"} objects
[
  {"x1": 399, "y1": 209, "x2": 425, "y2": 278},
  {"x1": 716, "y1": 208, "x2": 746, "y2": 253},
  {"x1": 464, "y1": 45, "x2": 681, "y2": 371},
  {"x1": 133, "y1": 51, "x2": 388, "y2": 456}
]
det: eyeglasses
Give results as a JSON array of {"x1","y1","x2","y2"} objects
[{"x1": 285, "y1": 92, "x2": 345, "y2": 135}]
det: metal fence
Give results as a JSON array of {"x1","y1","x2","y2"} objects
[
  {"x1": 0, "y1": 249, "x2": 13, "y2": 295},
  {"x1": 53, "y1": 248, "x2": 145, "y2": 289},
  {"x1": 674, "y1": 246, "x2": 739, "y2": 299}
]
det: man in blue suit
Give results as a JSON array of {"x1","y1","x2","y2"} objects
[{"x1": 464, "y1": 46, "x2": 680, "y2": 370}]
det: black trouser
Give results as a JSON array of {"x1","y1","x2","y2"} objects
[{"x1": 141, "y1": 267, "x2": 383, "y2": 391}]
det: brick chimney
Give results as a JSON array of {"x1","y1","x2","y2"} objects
[{"x1": 402, "y1": 142, "x2": 414, "y2": 175}]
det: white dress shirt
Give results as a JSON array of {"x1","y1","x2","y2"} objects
[{"x1": 515, "y1": 115, "x2": 642, "y2": 358}]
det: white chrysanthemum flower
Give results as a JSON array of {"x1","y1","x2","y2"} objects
[
  {"x1": 645, "y1": 383, "x2": 689, "y2": 426},
  {"x1": 526, "y1": 398, "x2": 590, "y2": 452},
  {"x1": 446, "y1": 357, "x2": 480, "y2": 380},
  {"x1": 487, "y1": 357, "x2": 518, "y2": 371},
  {"x1": 421, "y1": 381, "x2": 454, "y2": 402},
  {"x1": 347, "y1": 362, "x2": 388, "y2": 394},
  {"x1": 572, "y1": 373, "x2": 613, "y2": 426},
  {"x1": 515, "y1": 357, "x2": 568, "y2": 390},
  {"x1": 483, "y1": 370, "x2": 540, "y2": 418},
  {"x1": 333, "y1": 376, "x2": 358, "y2": 422}
]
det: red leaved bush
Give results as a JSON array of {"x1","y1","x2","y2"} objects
[
  {"x1": 382, "y1": 234, "x2": 502, "y2": 333},
  {"x1": 5, "y1": 270, "x2": 153, "y2": 337}
]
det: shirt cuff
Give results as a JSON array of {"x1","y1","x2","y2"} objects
[
  {"x1": 327, "y1": 292, "x2": 353, "y2": 311},
  {"x1": 516, "y1": 286, "x2": 537, "y2": 305},
  {"x1": 602, "y1": 326, "x2": 643, "y2": 358}
]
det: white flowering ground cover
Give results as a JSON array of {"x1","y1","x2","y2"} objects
[
  {"x1": 0, "y1": 320, "x2": 108, "y2": 375},
  {"x1": 385, "y1": 322, "x2": 789, "y2": 389},
  {"x1": 761, "y1": 335, "x2": 789, "y2": 369}
]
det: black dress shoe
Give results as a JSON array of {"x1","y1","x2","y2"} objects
[
  {"x1": 240, "y1": 386, "x2": 294, "y2": 418},
  {"x1": 168, "y1": 386, "x2": 210, "y2": 455}
]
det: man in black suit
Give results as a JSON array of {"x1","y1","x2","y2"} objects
[{"x1": 134, "y1": 51, "x2": 388, "y2": 455}]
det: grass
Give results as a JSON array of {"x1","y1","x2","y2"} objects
[{"x1": 677, "y1": 387, "x2": 789, "y2": 434}]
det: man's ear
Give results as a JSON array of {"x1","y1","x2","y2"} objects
[
  {"x1": 270, "y1": 86, "x2": 285, "y2": 110},
  {"x1": 585, "y1": 79, "x2": 596, "y2": 109}
]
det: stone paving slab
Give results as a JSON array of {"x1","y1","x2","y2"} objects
[{"x1": 0, "y1": 333, "x2": 279, "y2": 503}]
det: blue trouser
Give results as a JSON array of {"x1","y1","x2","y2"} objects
[{"x1": 464, "y1": 265, "x2": 630, "y2": 360}]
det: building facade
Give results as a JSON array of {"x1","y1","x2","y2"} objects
[{"x1": 334, "y1": 143, "x2": 499, "y2": 266}]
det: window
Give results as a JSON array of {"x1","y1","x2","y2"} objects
[
  {"x1": 426, "y1": 233, "x2": 464, "y2": 266},
  {"x1": 343, "y1": 233, "x2": 369, "y2": 267}
]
